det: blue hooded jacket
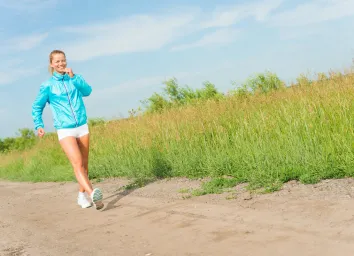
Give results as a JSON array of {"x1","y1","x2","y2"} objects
[{"x1": 32, "y1": 71, "x2": 92, "y2": 131}]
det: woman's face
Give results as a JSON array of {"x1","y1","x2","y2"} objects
[{"x1": 50, "y1": 53, "x2": 67, "y2": 74}]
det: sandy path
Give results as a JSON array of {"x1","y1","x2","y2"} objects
[{"x1": 1, "y1": 178, "x2": 354, "y2": 256}]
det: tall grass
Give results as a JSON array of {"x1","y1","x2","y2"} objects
[{"x1": 1, "y1": 69, "x2": 354, "y2": 192}]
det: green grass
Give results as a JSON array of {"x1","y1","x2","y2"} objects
[
  {"x1": 191, "y1": 177, "x2": 241, "y2": 196},
  {"x1": 1, "y1": 69, "x2": 354, "y2": 195},
  {"x1": 178, "y1": 188, "x2": 191, "y2": 194}
]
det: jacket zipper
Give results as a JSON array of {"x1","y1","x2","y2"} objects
[{"x1": 62, "y1": 78, "x2": 78, "y2": 127}]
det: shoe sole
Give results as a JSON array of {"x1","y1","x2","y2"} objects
[
  {"x1": 78, "y1": 202, "x2": 92, "y2": 208},
  {"x1": 91, "y1": 188, "x2": 104, "y2": 210},
  {"x1": 78, "y1": 195, "x2": 93, "y2": 209}
]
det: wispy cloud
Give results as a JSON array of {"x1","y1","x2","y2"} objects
[
  {"x1": 9, "y1": 33, "x2": 48, "y2": 51},
  {"x1": 0, "y1": 69, "x2": 38, "y2": 86},
  {"x1": 91, "y1": 60, "x2": 234, "y2": 100},
  {"x1": 171, "y1": 28, "x2": 239, "y2": 51},
  {"x1": 0, "y1": 0, "x2": 58, "y2": 11},
  {"x1": 0, "y1": 58, "x2": 39, "y2": 85},
  {"x1": 270, "y1": 0, "x2": 354, "y2": 26},
  {"x1": 92, "y1": 72, "x2": 195, "y2": 98},
  {"x1": 0, "y1": 33, "x2": 48, "y2": 54},
  {"x1": 60, "y1": 12, "x2": 198, "y2": 61},
  {"x1": 92, "y1": 76, "x2": 169, "y2": 99},
  {"x1": 279, "y1": 26, "x2": 327, "y2": 40},
  {"x1": 201, "y1": 0, "x2": 283, "y2": 28},
  {"x1": 37, "y1": 0, "x2": 354, "y2": 61},
  {"x1": 0, "y1": 54, "x2": 42, "y2": 84},
  {"x1": 87, "y1": 70, "x2": 207, "y2": 113},
  {"x1": 56, "y1": 1, "x2": 285, "y2": 60}
]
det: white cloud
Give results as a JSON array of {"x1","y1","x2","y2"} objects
[
  {"x1": 49, "y1": 1, "x2": 287, "y2": 59},
  {"x1": 0, "y1": 72, "x2": 15, "y2": 85},
  {"x1": 1, "y1": 58, "x2": 25, "y2": 67},
  {"x1": 86, "y1": 70, "x2": 209, "y2": 114},
  {"x1": 16, "y1": 0, "x2": 351, "y2": 62},
  {"x1": 171, "y1": 28, "x2": 239, "y2": 51},
  {"x1": 201, "y1": 0, "x2": 283, "y2": 29},
  {"x1": 0, "y1": 33, "x2": 48, "y2": 54},
  {"x1": 60, "y1": 12, "x2": 198, "y2": 61},
  {"x1": 9, "y1": 33, "x2": 48, "y2": 51},
  {"x1": 0, "y1": 58, "x2": 40, "y2": 85},
  {"x1": 59, "y1": 1, "x2": 283, "y2": 60},
  {"x1": 90, "y1": 61, "x2": 234, "y2": 100},
  {"x1": 0, "y1": 0, "x2": 57, "y2": 11},
  {"x1": 0, "y1": 68, "x2": 39, "y2": 85},
  {"x1": 270, "y1": 0, "x2": 354, "y2": 26},
  {"x1": 92, "y1": 72, "x2": 194, "y2": 98},
  {"x1": 279, "y1": 26, "x2": 327, "y2": 40}
]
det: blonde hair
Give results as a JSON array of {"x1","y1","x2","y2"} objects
[{"x1": 48, "y1": 50, "x2": 66, "y2": 75}]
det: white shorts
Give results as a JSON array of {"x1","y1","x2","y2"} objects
[{"x1": 57, "y1": 123, "x2": 89, "y2": 141}]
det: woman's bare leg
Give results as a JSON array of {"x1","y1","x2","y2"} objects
[
  {"x1": 59, "y1": 136, "x2": 93, "y2": 195},
  {"x1": 76, "y1": 134, "x2": 90, "y2": 193}
]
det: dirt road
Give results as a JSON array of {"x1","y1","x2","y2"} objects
[{"x1": 1, "y1": 178, "x2": 354, "y2": 256}]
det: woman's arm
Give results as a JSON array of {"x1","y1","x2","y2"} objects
[
  {"x1": 70, "y1": 74, "x2": 92, "y2": 97},
  {"x1": 32, "y1": 84, "x2": 49, "y2": 130}
]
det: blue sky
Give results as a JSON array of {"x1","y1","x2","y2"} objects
[{"x1": 1, "y1": 0, "x2": 354, "y2": 138}]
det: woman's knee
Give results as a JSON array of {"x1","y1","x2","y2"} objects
[{"x1": 70, "y1": 159, "x2": 85, "y2": 170}]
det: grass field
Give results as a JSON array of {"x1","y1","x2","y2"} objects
[{"x1": 1, "y1": 68, "x2": 354, "y2": 194}]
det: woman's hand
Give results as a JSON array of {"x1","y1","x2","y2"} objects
[
  {"x1": 37, "y1": 128, "x2": 45, "y2": 138},
  {"x1": 65, "y1": 68, "x2": 74, "y2": 78}
]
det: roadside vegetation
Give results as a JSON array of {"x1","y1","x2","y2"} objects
[{"x1": 1, "y1": 67, "x2": 353, "y2": 195}]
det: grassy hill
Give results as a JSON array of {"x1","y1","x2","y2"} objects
[{"x1": 1, "y1": 67, "x2": 353, "y2": 194}]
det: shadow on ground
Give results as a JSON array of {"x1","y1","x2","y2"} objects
[
  {"x1": 101, "y1": 178, "x2": 156, "y2": 212},
  {"x1": 102, "y1": 151, "x2": 173, "y2": 212}
]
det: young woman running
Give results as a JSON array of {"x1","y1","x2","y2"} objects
[{"x1": 32, "y1": 50, "x2": 104, "y2": 210}]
